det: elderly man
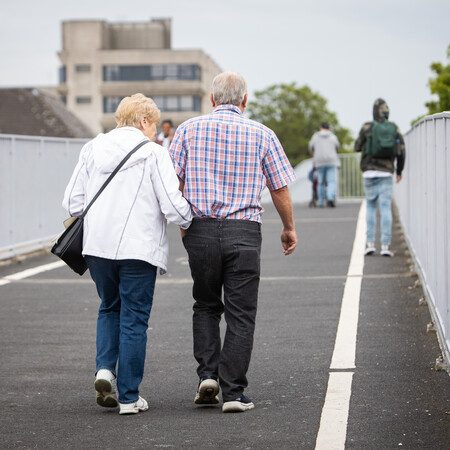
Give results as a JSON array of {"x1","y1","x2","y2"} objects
[{"x1": 170, "y1": 72, "x2": 297, "y2": 413}]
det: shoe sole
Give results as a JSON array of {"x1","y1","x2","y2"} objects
[
  {"x1": 380, "y1": 252, "x2": 393, "y2": 257},
  {"x1": 194, "y1": 379, "x2": 220, "y2": 405},
  {"x1": 95, "y1": 378, "x2": 118, "y2": 408},
  {"x1": 364, "y1": 250, "x2": 376, "y2": 256},
  {"x1": 222, "y1": 401, "x2": 255, "y2": 413},
  {"x1": 118, "y1": 406, "x2": 149, "y2": 415}
]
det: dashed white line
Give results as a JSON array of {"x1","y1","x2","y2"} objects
[
  {"x1": 315, "y1": 372, "x2": 354, "y2": 450},
  {"x1": 315, "y1": 200, "x2": 366, "y2": 450}
]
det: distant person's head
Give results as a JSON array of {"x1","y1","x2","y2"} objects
[
  {"x1": 115, "y1": 93, "x2": 161, "y2": 140},
  {"x1": 161, "y1": 120, "x2": 174, "y2": 137},
  {"x1": 373, "y1": 98, "x2": 390, "y2": 122},
  {"x1": 211, "y1": 71, "x2": 248, "y2": 111},
  {"x1": 320, "y1": 122, "x2": 330, "y2": 130}
]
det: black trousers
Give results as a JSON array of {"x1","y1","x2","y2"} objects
[{"x1": 183, "y1": 218, "x2": 261, "y2": 401}]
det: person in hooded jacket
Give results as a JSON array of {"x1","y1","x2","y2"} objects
[
  {"x1": 355, "y1": 98, "x2": 405, "y2": 257},
  {"x1": 62, "y1": 93, "x2": 192, "y2": 415},
  {"x1": 308, "y1": 122, "x2": 340, "y2": 207}
]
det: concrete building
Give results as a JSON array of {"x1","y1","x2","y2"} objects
[{"x1": 57, "y1": 19, "x2": 222, "y2": 133}]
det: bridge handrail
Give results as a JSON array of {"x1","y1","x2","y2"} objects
[
  {"x1": 0, "y1": 134, "x2": 88, "y2": 260},
  {"x1": 395, "y1": 111, "x2": 450, "y2": 366}
]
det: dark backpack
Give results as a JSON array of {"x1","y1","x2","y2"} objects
[{"x1": 366, "y1": 120, "x2": 397, "y2": 158}]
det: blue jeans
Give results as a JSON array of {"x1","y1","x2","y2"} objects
[
  {"x1": 364, "y1": 176, "x2": 393, "y2": 245},
  {"x1": 85, "y1": 256, "x2": 157, "y2": 404},
  {"x1": 316, "y1": 165, "x2": 337, "y2": 205}
]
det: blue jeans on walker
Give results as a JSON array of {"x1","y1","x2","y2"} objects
[
  {"x1": 364, "y1": 176, "x2": 393, "y2": 245},
  {"x1": 85, "y1": 256, "x2": 157, "y2": 404},
  {"x1": 316, "y1": 165, "x2": 337, "y2": 205}
]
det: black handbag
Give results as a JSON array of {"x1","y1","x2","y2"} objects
[{"x1": 51, "y1": 139, "x2": 149, "y2": 275}]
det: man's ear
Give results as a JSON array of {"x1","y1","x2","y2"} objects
[
  {"x1": 241, "y1": 94, "x2": 248, "y2": 109},
  {"x1": 210, "y1": 93, "x2": 216, "y2": 107}
]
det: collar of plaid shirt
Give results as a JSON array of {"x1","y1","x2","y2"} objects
[{"x1": 213, "y1": 104, "x2": 243, "y2": 115}]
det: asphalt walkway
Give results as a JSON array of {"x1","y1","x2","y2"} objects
[{"x1": 1, "y1": 202, "x2": 449, "y2": 449}]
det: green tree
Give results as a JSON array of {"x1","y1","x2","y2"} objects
[
  {"x1": 247, "y1": 83, "x2": 352, "y2": 166},
  {"x1": 425, "y1": 45, "x2": 450, "y2": 114}
]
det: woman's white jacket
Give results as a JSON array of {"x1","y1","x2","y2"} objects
[{"x1": 62, "y1": 127, "x2": 192, "y2": 273}]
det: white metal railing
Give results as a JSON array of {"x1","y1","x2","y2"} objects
[
  {"x1": 0, "y1": 134, "x2": 87, "y2": 260},
  {"x1": 338, "y1": 153, "x2": 364, "y2": 198},
  {"x1": 395, "y1": 112, "x2": 450, "y2": 364}
]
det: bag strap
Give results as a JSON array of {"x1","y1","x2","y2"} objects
[{"x1": 80, "y1": 139, "x2": 149, "y2": 219}]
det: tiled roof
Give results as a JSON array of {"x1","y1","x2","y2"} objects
[{"x1": 0, "y1": 88, "x2": 94, "y2": 138}]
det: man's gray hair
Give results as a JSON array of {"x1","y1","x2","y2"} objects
[{"x1": 212, "y1": 71, "x2": 247, "y2": 106}]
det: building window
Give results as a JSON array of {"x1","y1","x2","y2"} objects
[
  {"x1": 165, "y1": 64, "x2": 178, "y2": 80},
  {"x1": 179, "y1": 65, "x2": 201, "y2": 80},
  {"x1": 75, "y1": 64, "x2": 91, "y2": 73},
  {"x1": 193, "y1": 96, "x2": 201, "y2": 111},
  {"x1": 151, "y1": 65, "x2": 165, "y2": 80},
  {"x1": 59, "y1": 66, "x2": 66, "y2": 83},
  {"x1": 103, "y1": 65, "x2": 151, "y2": 81},
  {"x1": 103, "y1": 65, "x2": 120, "y2": 81},
  {"x1": 102, "y1": 64, "x2": 201, "y2": 81},
  {"x1": 76, "y1": 96, "x2": 92, "y2": 104},
  {"x1": 152, "y1": 96, "x2": 164, "y2": 110},
  {"x1": 103, "y1": 95, "x2": 201, "y2": 113},
  {"x1": 179, "y1": 95, "x2": 194, "y2": 111},
  {"x1": 103, "y1": 96, "x2": 124, "y2": 113},
  {"x1": 165, "y1": 95, "x2": 179, "y2": 111},
  {"x1": 122, "y1": 65, "x2": 151, "y2": 81}
]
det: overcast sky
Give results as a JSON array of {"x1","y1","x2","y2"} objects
[{"x1": 0, "y1": 0, "x2": 448, "y2": 135}]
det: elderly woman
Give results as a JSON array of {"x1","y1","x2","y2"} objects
[{"x1": 62, "y1": 93, "x2": 192, "y2": 415}]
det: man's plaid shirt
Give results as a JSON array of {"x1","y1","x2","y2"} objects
[{"x1": 169, "y1": 104, "x2": 295, "y2": 222}]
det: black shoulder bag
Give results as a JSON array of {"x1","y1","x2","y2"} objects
[{"x1": 51, "y1": 140, "x2": 149, "y2": 275}]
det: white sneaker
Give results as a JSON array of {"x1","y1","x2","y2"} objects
[
  {"x1": 222, "y1": 394, "x2": 255, "y2": 413},
  {"x1": 94, "y1": 369, "x2": 118, "y2": 408},
  {"x1": 380, "y1": 245, "x2": 394, "y2": 257},
  {"x1": 119, "y1": 396, "x2": 149, "y2": 415},
  {"x1": 364, "y1": 242, "x2": 376, "y2": 256},
  {"x1": 194, "y1": 378, "x2": 220, "y2": 405}
]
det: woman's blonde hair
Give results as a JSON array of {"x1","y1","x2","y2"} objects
[{"x1": 115, "y1": 93, "x2": 161, "y2": 128}]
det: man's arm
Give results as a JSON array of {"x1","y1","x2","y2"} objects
[
  {"x1": 308, "y1": 135, "x2": 315, "y2": 156},
  {"x1": 334, "y1": 134, "x2": 340, "y2": 150},
  {"x1": 269, "y1": 186, "x2": 297, "y2": 255},
  {"x1": 354, "y1": 124, "x2": 369, "y2": 152},
  {"x1": 395, "y1": 127, "x2": 405, "y2": 183}
]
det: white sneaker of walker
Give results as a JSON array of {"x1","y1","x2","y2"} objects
[
  {"x1": 364, "y1": 243, "x2": 376, "y2": 255},
  {"x1": 119, "y1": 396, "x2": 149, "y2": 415},
  {"x1": 380, "y1": 245, "x2": 394, "y2": 257}
]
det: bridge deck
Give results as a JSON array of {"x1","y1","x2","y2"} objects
[{"x1": 1, "y1": 202, "x2": 449, "y2": 449}]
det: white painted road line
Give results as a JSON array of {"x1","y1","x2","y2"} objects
[
  {"x1": 0, "y1": 261, "x2": 66, "y2": 286},
  {"x1": 330, "y1": 201, "x2": 366, "y2": 370},
  {"x1": 315, "y1": 200, "x2": 366, "y2": 450},
  {"x1": 329, "y1": 276, "x2": 362, "y2": 370},
  {"x1": 315, "y1": 372, "x2": 354, "y2": 450}
]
